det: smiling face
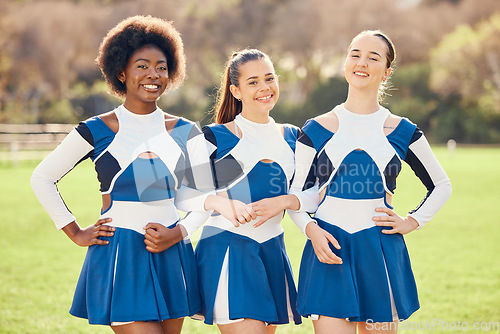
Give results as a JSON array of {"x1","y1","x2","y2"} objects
[
  {"x1": 229, "y1": 58, "x2": 279, "y2": 123},
  {"x1": 117, "y1": 45, "x2": 169, "y2": 114},
  {"x1": 343, "y1": 34, "x2": 392, "y2": 94}
]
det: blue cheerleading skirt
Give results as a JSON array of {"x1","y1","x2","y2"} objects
[
  {"x1": 195, "y1": 226, "x2": 302, "y2": 325},
  {"x1": 69, "y1": 224, "x2": 201, "y2": 325},
  {"x1": 297, "y1": 218, "x2": 420, "y2": 323}
]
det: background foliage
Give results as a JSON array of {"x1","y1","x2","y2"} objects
[{"x1": 0, "y1": 0, "x2": 499, "y2": 142}]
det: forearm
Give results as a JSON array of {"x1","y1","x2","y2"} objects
[
  {"x1": 177, "y1": 211, "x2": 211, "y2": 238},
  {"x1": 61, "y1": 221, "x2": 80, "y2": 241},
  {"x1": 406, "y1": 133, "x2": 452, "y2": 227},
  {"x1": 280, "y1": 194, "x2": 300, "y2": 211},
  {"x1": 175, "y1": 185, "x2": 214, "y2": 212},
  {"x1": 204, "y1": 194, "x2": 224, "y2": 211},
  {"x1": 287, "y1": 210, "x2": 316, "y2": 237},
  {"x1": 289, "y1": 183, "x2": 320, "y2": 212},
  {"x1": 405, "y1": 215, "x2": 419, "y2": 232}
]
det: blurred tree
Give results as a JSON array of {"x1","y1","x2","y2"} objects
[
  {"x1": 421, "y1": 0, "x2": 461, "y2": 5},
  {"x1": 386, "y1": 63, "x2": 439, "y2": 132},
  {"x1": 269, "y1": 0, "x2": 400, "y2": 98},
  {"x1": 429, "y1": 13, "x2": 500, "y2": 114},
  {"x1": 0, "y1": 0, "x2": 499, "y2": 142}
]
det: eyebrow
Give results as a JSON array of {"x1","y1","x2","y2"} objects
[
  {"x1": 246, "y1": 73, "x2": 274, "y2": 81},
  {"x1": 350, "y1": 49, "x2": 382, "y2": 58},
  {"x1": 134, "y1": 58, "x2": 167, "y2": 63}
]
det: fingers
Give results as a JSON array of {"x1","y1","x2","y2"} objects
[
  {"x1": 316, "y1": 234, "x2": 342, "y2": 264},
  {"x1": 95, "y1": 217, "x2": 112, "y2": 226},
  {"x1": 374, "y1": 219, "x2": 398, "y2": 234},
  {"x1": 308, "y1": 225, "x2": 343, "y2": 265},
  {"x1": 144, "y1": 227, "x2": 159, "y2": 239},
  {"x1": 232, "y1": 202, "x2": 256, "y2": 225},
  {"x1": 374, "y1": 206, "x2": 394, "y2": 215},
  {"x1": 229, "y1": 218, "x2": 240, "y2": 228},
  {"x1": 92, "y1": 218, "x2": 114, "y2": 245},
  {"x1": 325, "y1": 232, "x2": 341, "y2": 250},
  {"x1": 253, "y1": 217, "x2": 268, "y2": 228},
  {"x1": 374, "y1": 218, "x2": 396, "y2": 227},
  {"x1": 250, "y1": 201, "x2": 279, "y2": 227},
  {"x1": 375, "y1": 219, "x2": 401, "y2": 234},
  {"x1": 145, "y1": 246, "x2": 157, "y2": 253},
  {"x1": 373, "y1": 207, "x2": 402, "y2": 234},
  {"x1": 144, "y1": 238, "x2": 158, "y2": 252},
  {"x1": 247, "y1": 205, "x2": 258, "y2": 221},
  {"x1": 242, "y1": 204, "x2": 257, "y2": 222},
  {"x1": 92, "y1": 237, "x2": 111, "y2": 245},
  {"x1": 251, "y1": 201, "x2": 262, "y2": 216},
  {"x1": 315, "y1": 244, "x2": 343, "y2": 265},
  {"x1": 143, "y1": 226, "x2": 161, "y2": 252},
  {"x1": 144, "y1": 222, "x2": 162, "y2": 232},
  {"x1": 237, "y1": 211, "x2": 252, "y2": 224}
]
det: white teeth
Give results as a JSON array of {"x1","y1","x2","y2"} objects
[
  {"x1": 257, "y1": 95, "x2": 272, "y2": 101},
  {"x1": 143, "y1": 84, "x2": 159, "y2": 89},
  {"x1": 354, "y1": 72, "x2": 368, "y2": 77}
]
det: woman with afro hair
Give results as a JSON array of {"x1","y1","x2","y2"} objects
[{"x1": 31, "y1": 15, "x2": 215, "y2": 333}]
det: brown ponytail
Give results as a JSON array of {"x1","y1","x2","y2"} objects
[{"x1": 214, "y1": 61, "x2": 242, "y2": 124}]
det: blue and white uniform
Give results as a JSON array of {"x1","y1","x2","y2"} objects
[
  {"x1": 186, "y1": 114, "x2": 302, "y2": 325},
  {"x1": 31, "y1": 105, "x2": 213, "y2": 325},
  {"x1": 291, "y1": 104, "x2": 452, "y2": 322}
]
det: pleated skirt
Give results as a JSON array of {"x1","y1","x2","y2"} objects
[
  {"x1": 195, "y1": 226, "x2": 302, "y2": 325},
  {"x1": 69, "y1": 225, "x2": 201, "y2": 325},
  {"x1": 297, "y1": 219, "x2": 420, "y2": 322}
]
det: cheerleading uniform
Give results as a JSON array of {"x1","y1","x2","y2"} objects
[
  {"x1": 291, "y1": 104, "x2": 451, "y2": 322},
  {"x1": 31, "y1": 105, "x2": 213, "y2": 325},
  {"x1": 183, "y1": 114, "x2": 302, "y2": 325}
]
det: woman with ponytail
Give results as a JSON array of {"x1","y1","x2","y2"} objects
[{"x1": 186, "y1": 49, "x2": 303, "y2": 333}]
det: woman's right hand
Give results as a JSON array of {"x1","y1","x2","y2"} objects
[
  {"x1": 205, "y1": 194, "x2": 257, "y2": 227},
  {"x1": 305, "y1": 222, "x2": 343, "y2": 264},
  {"x1": 62, "y1": 218, "x2": 115, "y2": 247}
]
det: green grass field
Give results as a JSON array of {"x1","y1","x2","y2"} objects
[{"x1": 0, "y1": 147, "x2": 499, "y2": 334}]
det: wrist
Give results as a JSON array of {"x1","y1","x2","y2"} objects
[
  {"x1": 62, "y1": 221, "x2": 80, "y2": 239},
  {"x1": 204, "y1": 194, "x2": 217, "y2": 211},
  {"x1": 406, "y1": 215, "x2": 419, "y2": 232},
  {"x1": 304, "y1": 220, "x2": 318, "y2": 239},
  {"x1": 178, "y1": 224, "x2": 188, "y2": 239},
  {"x1": 285, "y1": 194, "x2": 300, "y2": 211}
]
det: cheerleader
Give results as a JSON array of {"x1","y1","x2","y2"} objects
[
  {"x1": 290, "y1": 30, "x2": 452, "y2": 334},
  {"x1": 161, "y1": 49, "x2": 303, "y2": 334},
  {"x1": 31, "y1": 16, "x2": 213, "y2": 333}
]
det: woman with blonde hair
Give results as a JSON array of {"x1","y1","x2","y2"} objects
[{"x1": 292, "y1": 30, "x2": 452, "y2": 334}]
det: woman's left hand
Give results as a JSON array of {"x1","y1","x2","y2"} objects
[
  {"x1": 373, "y1": 207, "x2": 419, "y2": 235},
  {"x1": 143, "y1": 223, "x2": 185, "y2": 253},
  {"x1": 251, "y1": 195, "x2": 293, "y2": 227}
]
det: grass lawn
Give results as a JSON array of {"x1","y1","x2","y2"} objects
[{"x1": 0, "y1": 147, "x2": 498, "y2": 333}]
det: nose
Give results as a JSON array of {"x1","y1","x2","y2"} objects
[
  {"x1": 258, "y1": 81, "x2": 271, "y2": 91},
  {"x1": 357, "y1": 57, "x2": 368, "y2": 67},
  {"x1": 147, "y1": 68, "x2": 160, "y2": 79}
]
